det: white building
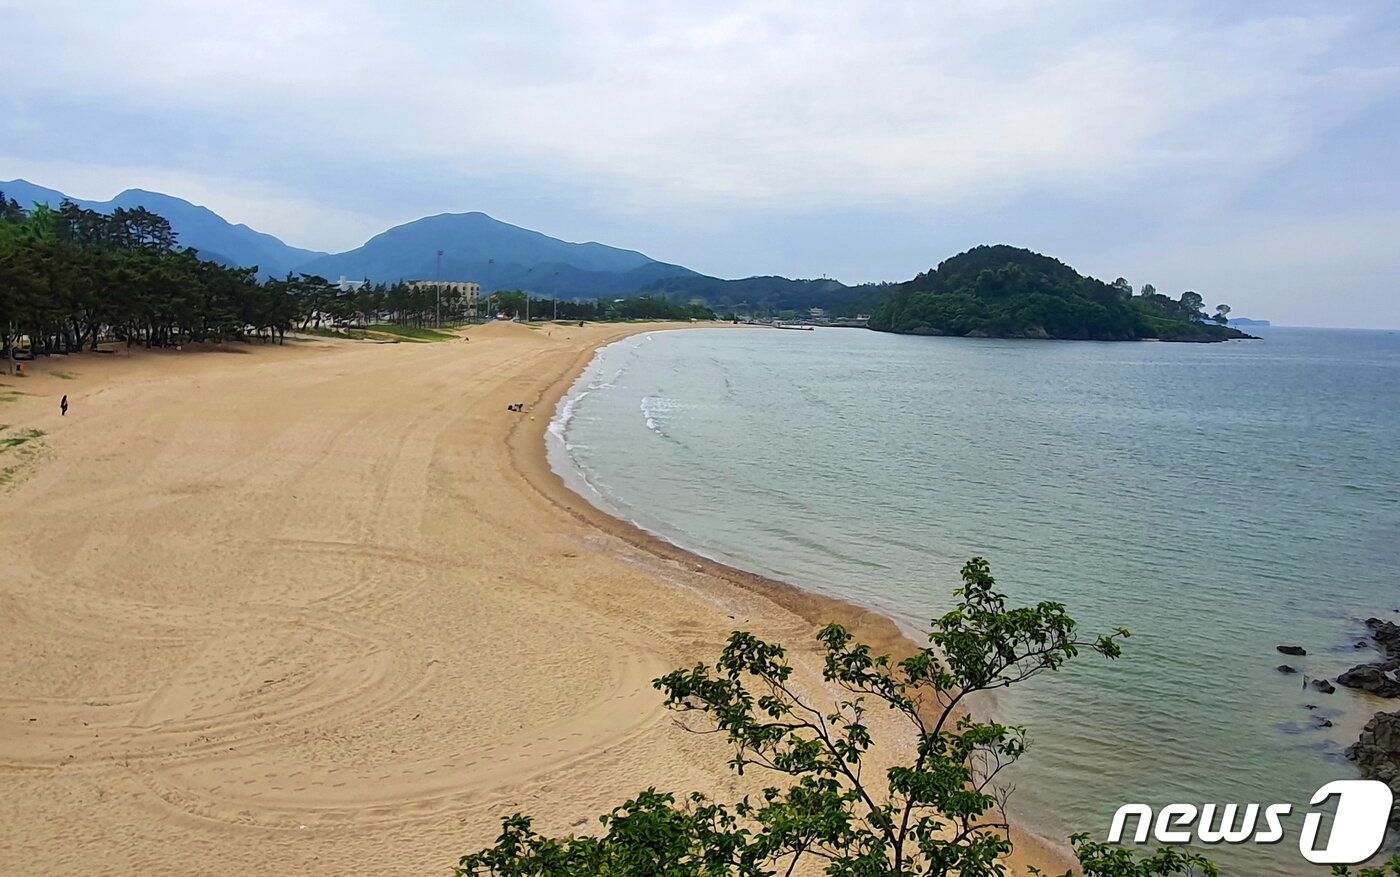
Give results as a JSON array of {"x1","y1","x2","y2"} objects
[{"x1": 406, "y1": 280, "x2": 481, "y2": 316}]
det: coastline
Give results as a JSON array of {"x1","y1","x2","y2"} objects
[
  {"x1": 0, "y1": 321, "x2": 1072, "y2": 875},
  {"x1": 513, "y1": 324, "x2": 1079, "y2": 875},
  {"x1": 510, "y1": 326, "x2": 915, "y2": 664}
]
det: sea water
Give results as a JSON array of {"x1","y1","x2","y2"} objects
[{"x1": 547, "y1": 325, "x2": 1400, "y2": 875}]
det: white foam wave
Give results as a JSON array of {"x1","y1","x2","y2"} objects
[{"x1": 640, "y1": 394, "x2": 684, "y2": 437}]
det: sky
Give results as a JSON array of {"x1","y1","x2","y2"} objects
[{"x1": 2, "y1": 0, "x2": 1398, "y2": 327}]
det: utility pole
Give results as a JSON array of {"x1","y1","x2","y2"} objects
[
  {"x1": 487, "y1": 259, "x2": 494, "y2": 315},
  {"x1": 435, "y1": 250, "x2": 443, "y2": 327}
]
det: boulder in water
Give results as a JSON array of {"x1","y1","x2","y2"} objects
[
  {"x1": 1311, "y1": 679, "x2": 1336, "y2": 694},
  {"x1": 1338, "y1": 663, "x2": 1400, "y2": 698},
  {"x1": 1277, "y1": 665, "x2": 1298, "y2": 674},
  {"x1": 1346, "y1": 710, "x2": 1400, "y2": 827},
  {"x1": 1277, "y1": 645, "x2": 1307, "y2": 656},
  {"x1": 1366, "y1": 618, "x2": 1400, "y2": 658},
  {"x1": 1335, "y1": 619, "x2": 1400, "y2": 698}
]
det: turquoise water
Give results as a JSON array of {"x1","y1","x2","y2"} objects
[{"x1": 547, "y1": 325, "x2": 1400, "y2": 875}]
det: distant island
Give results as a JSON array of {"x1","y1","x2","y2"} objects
[
  {"x1": 869, "y1": 245, "x2": 1253, "y2": 343},
  {"x1": 1228, "y1": 317, "x2": 1270, "y2": 327}
]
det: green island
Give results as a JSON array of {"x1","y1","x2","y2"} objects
[{"x1": 869, "y1": 245, "x2": 1252, "y2": 342}]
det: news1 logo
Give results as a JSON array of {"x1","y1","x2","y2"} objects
[{"x1": 1108, "y1": 780, "x2": 1394, "y2": 865}]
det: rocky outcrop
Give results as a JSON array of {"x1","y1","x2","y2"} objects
[
  {"x1": 1278, "y1": 645, "x2": 1307, "y2": 656},
  {"x1": 1338, "y1": 618, "x2": 1400, "y2": 698},
  {"x1": 1371, "y1": 618, "x2": 1400, "y2": 656},
  {"x1": 1338, "y1": 664, "x2": 1400, "y2": 698},
  {"x1": 1346, "y1": 710, "x2": 1400, "y2": 827}
]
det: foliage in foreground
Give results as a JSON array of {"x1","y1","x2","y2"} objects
[{"x1": 456, "y1": 558, "x2": 1250, "y2": 876}]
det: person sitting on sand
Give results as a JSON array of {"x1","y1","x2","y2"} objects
[{"x1": 60, "y1": 395, "x2": 68, "y2": 417}]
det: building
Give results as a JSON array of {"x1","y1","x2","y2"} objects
[
  {"x1": 332, "y1": 275, "x2": 368, "y2": 292},
  {"x1": 405, "y1": 280, "x2": 481, "y2": 317}
]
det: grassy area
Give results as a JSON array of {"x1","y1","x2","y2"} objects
[
  {"x1": 366, "y1": 324, "x2": 457, "y2": 342},
  {"x1": 0, "y1": 426, "x2": 46, "y2": 487},
  {"x1": 297, "y1": 326, "x2": 371, "y2": 340},
  {"x1": 1, "y1": 428, "x2": 44, "y2": 449},
  {"x1": 295, "y1": 324, "x2": 457, "y2": 343}
]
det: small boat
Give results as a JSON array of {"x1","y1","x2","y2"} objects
[{"x1": 772, "y1": 322, "x2": 814, "y2": 331}]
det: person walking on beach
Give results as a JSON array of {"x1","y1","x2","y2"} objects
[{"x1": 60, "y1": 395, "x2": 68, "y2": 417}]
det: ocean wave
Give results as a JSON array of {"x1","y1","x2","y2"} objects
[{"x1": 640, "y1": 394, "x2": 685, "y2": 437}]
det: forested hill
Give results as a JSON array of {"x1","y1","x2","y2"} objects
[{"x1": 869, "y1": 245, "x2": 1251, "y2": 342}]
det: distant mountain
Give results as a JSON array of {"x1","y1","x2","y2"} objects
[
  {"x1": 296, "y1": 212, "x2": 699, "y2": 297},
  {"x1": 0, "y1": 178, "x2": 327, "y2": 278}
]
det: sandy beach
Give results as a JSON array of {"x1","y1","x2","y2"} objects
[{"x1": 0, "y1": 322, "x2": 1067, "y2": 875}]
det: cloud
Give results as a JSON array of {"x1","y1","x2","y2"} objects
[
  {"x1": 7, "y1": 1, "x2": 1396, "y2": 208},
  {"x1": 2, "y1": 0, "x2": 1398, "y2": 324}
]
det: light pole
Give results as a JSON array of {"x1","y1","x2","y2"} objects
[
  {"x1": 486, "y1": 259, "x2": 494, "y2": 320},
  {"x1": 435, "y1": 250, "x2": 443, "y2": 327}
]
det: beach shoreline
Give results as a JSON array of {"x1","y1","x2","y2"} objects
[
  {"x1": 515, "y1": 324, "x2": 1079, "y2": 876},
  {"x1": 0, "y1": 321, "x2": 1073, "y2": 875}
]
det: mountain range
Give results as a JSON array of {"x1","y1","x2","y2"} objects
[
  {"x1": 0, "y1": 179, "x2": 328, "y2": 278},
  {"x1": 295, "y1": 211, "x2": 698, "y2": 297},
  {"x1": 0, "y1": 179, "x2": 1264, "y2": 333},
  {"x1": 1, "y1": 178, "x2": 706, "y2": 298}
]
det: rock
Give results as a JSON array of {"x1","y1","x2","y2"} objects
[
  {"x1": 1346, "y1": 710, "x2": 1400, "y2": 827},
  {"x1": 1277, "y1": 645, "x2": 1307, "y2": 656},
  {"x1": 1304, "y1": 704, "x2": 1318, "y2": 710},
  {"x1": 1357, "y1": 641, "x2": 1370, "y2": 649},
  {"x1": 1277, "y1": 665, "x2": 1298, "y2": 674},
  {"x1": 1320, "y1": 719, "x2": 1334, "y2": 728},
  {"x1": 1338, "y1": 663, "x2": 1400, "y2": 698},
  {"x1": 1365, "y1": 618, "x2": 1400, "y2": 659},
  {"x1": 1311, "y1": 679, "x2": 1336, "y2": 694},
  {"x1": 1334, "y1": 619, "x2": 1400, "y2": 698}
]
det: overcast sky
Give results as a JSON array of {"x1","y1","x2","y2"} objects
[{"x1": 3, "y1": 0, "x2": 1398, "y2": 327}]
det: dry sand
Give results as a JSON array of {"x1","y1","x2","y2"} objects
[{"x1": 0, "y1": 323, "x2": 1072, "y2": 875}]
